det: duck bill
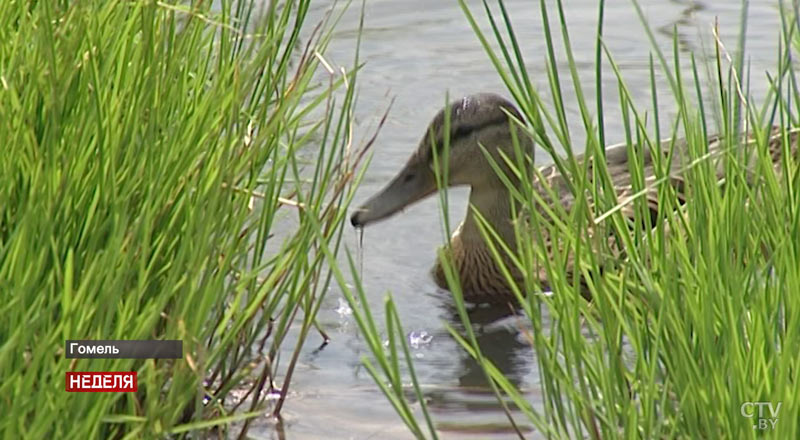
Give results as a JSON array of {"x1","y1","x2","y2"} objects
[{"x1": 351, "y1": 162, "x2": 436, "y2": 227}]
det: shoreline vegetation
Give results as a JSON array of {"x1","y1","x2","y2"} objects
[
  {"x1": 2, "y1": 0, "x2": 374, "y2": 437},
  {"x1": 2, "y1": 0, "x2": 798, "y2": 439}
]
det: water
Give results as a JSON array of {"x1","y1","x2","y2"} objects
[{"x1": 254, "y1": 1, "x2": 782, "y2": 438}]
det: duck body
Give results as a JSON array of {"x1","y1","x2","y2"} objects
[{"x1": 351, "y1": 93, "x2": 798, "y2": 301}]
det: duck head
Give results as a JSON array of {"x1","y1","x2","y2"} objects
[{"x1": 351, "y1": 93, "x2": 531, "y2": 227}]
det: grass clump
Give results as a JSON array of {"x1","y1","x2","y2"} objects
[{"x1": 0, "y1": 0, "x2": 365, "y2": 438}]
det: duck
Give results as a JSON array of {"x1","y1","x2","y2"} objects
[{"x1": 350, "y1": 93, "x2": 798, "y2": 301}]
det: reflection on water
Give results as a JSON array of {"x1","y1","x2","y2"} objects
[
  {"x1": 254, "y1": 0, "x2": 782, "y2": 438},
  {"x1": 446, "y1": 303, "x2": 531, "y2": 391},
  {"x1": 427, "y1": 303, "x2": 538, "y2": 436},
  {"x1": 656, "y1": 0, "x2": 708, "y2": 54}
]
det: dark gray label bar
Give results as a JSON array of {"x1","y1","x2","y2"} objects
[{"x1": 66, "y1": 340, "x2": 182, "y2": 359}]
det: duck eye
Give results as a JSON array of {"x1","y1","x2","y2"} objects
[{"x1": 403, "y1": 173, "x2": 415, "y2": 183}]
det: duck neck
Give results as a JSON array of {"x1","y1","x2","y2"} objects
[
  {"x1": 456, "y1": 183, "x2": 516, "y2": 250},
  {"x1": 432, "y1": 182, "x2": 520, "y2": 298}
]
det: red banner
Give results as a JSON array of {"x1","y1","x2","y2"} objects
[{"x1": 65, "y1": 372, "x2": 138, "y2": 392}]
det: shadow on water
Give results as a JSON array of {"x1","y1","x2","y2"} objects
[
  {"x1": 447, "y1": 302, "x2": 530, "y2": 391},
  {"x1": 424, "y1": 299, "x2": 540, "y2": 436}
]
